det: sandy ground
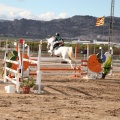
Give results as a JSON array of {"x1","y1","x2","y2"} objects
[{"x1": 0, "y1": 70, "x2": 120, "y2": 120}]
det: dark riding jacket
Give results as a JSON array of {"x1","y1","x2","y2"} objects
[{"x1": 55, "y1": 36, "x2": 62, "y2": 41}]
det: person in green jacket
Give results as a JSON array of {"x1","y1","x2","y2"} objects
[{"x1": 53, "y1": 33, "x2": 64, "y2": 49}]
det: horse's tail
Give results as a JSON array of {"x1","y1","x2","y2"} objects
[{"x1": 68, "y1": 47, "x2": 76, "y2": 62}]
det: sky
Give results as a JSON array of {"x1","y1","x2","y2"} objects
[{"x1": 0, "y1": 0, "x2": 119, "y2": 21}]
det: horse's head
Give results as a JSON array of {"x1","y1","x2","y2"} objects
[{"x1": 46, "y1": 36, "x2": 55, "y2": 50}]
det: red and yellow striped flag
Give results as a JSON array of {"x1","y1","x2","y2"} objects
[{"x1": 96, "y1": 16, "x2": 105, "y2": 26}]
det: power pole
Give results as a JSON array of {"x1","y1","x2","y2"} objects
[{"x1": 108, "y1": 0, "x2": 115, "y2": 51}]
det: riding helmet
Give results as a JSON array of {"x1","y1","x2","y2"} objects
[{"x1": 55, "y1": 33, "x2": 60, "y2": 36}]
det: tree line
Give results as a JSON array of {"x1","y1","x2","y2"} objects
[{"x1": 0, "y1": 40, "x2": 120, "y2": 56}]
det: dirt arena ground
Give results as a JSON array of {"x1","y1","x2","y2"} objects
[{"x1": 0, "y1": 70, "x2": 120, "y2": 120}]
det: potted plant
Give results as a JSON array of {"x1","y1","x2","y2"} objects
[
  {"x1": 20, "y1": 77, "x2": 35, "y2": 94},
  {"x1": 101, "y1": 56, "x2": 112, "y2": 79}
]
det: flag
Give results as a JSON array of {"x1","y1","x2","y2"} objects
[{"x1": 96, "y1": 16, "x2": 105, "y2": 26}]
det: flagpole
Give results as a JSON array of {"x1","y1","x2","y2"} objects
[
  {"x1": 108, "y1": 0, "x2": 115, "y2": 51},
  {"x1": 102, "y1": 17, "x2": 105, "y2": 42}
]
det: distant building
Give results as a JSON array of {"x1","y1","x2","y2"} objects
[
  {"x1": 93, "y1": 40, "x2": 111, "y2": 45},
  {"x1": 72, "y1": 40, "x2": 90, "y2": 44}
]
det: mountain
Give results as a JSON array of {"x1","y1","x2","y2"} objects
[{"x1": 0, "y1": 15, "x2": 120, "y2": 42}]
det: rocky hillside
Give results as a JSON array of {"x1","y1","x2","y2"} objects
[{"x1": 0, "y1": 15, "x2": 120, "y2": 42}]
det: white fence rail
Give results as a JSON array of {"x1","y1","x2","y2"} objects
[{"x1": 112, "y1": 60, "x2": 120, "y2": 73}]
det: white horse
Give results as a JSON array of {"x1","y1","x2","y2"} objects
[{"x1": 46, "y1": 36, "x2": 77, "y2": 69}]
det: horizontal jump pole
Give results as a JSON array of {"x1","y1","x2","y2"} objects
[
  {"x1": 29, "y1": 72, "x2": 87, "y2": 75},
  {"x1": 29, "y1": 63, "x2": 83, "y2": 66},
  {"x1": 23, "y1": 58, "x2": 38, "y2": 64},
  {"x1": 81, "y1": 64, "x2": 87, "y2": 66},
  {"x1": 113, "y1": 60, "x2": 120, "y2": 63},
  {"x1": 5, "y1": 67, "x2": 18, "y2": 74},
  {"x1": 30, "y1": 57, "x2": 82, "y2": 62},
  {"x1": 5, "y1": 76, "x2": 17, "y2": 84},
  {"x1": 39, "y1": 68, "x2": 79, "y2": 70},
  {"x1": 5, "y1": 59, "x2": 18, "y2": 64},
  {"x1": 29, "y1": 67, "x2": 87, "y2": 71},
  {"x1": 81, "y1": 60, "x2": 87, "y2": 62},
  {"x1": 30, "y1": 72, "x2": 76, "y2": 75}
]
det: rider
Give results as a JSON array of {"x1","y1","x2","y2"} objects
[{"x1": 53, "y1": 33, "x2": 64, "y2": 49}]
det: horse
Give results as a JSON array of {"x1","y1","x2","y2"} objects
[{"x1": 46, "y1": 36, "x2": 77, "y2": 69}]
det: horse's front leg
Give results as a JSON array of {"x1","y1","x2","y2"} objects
[
  {"x1": 48, "y1": 50, "x2": 53, "y2": 56},
  {"x1": 48, "y1": 44, "x2": 54, "y2": 56}
]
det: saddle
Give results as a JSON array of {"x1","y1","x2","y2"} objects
[{"x1": 53, "y1": 43, "x2": 64, "y2": 50}]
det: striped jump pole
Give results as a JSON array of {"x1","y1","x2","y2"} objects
[
  {"x1": 4, "y1": 41, "x2": 21, "y2": 93},
  {"x1": 23, "y1": 43, "x2": 42, "y2": 94},
  {"x1": 36, "y1": 44, "x2": 42, "y2": 94}
]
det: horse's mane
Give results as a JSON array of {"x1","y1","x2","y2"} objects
[{"x1": 47, "y1": 36, "x2": 55, "y2": 43}]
